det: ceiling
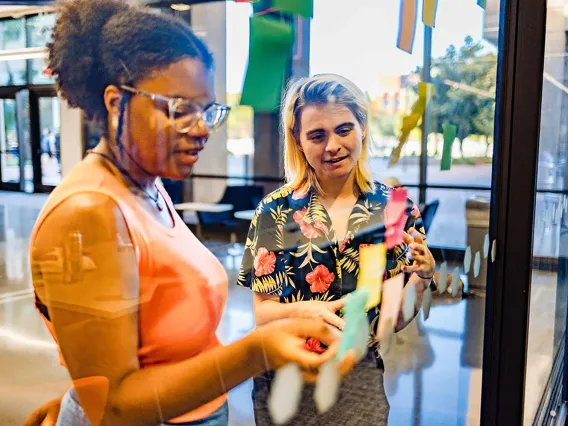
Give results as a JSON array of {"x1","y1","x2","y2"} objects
[{"x1": 0, "y1": 5, "x2": 53, "y2": 18}]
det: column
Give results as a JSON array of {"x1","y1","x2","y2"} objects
[
  {"x1": 188, "y1": 2, "x2": 228, "y2": 204},
  {"x1": 59, "y1": 99, "x2": 84, "y2": 177}
]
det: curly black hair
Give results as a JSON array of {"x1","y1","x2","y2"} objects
[{"x1": 48, "y1": 0, "x2": 213, "y2": 130}]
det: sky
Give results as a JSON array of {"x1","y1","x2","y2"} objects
[{"x1": 226, "y1": 0, "x2": 496, "y2": 96}]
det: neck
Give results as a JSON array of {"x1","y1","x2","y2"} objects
[
  {"x1": 94, "y1": 138, "x2": 158, "y2": 192},
  {"x1": 318, "y1": 171, "x2": 358, "y2": 201}
]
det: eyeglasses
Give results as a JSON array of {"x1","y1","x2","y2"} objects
[{"x1": 120, "y1": 85, "x2": 230, "y2": 134}]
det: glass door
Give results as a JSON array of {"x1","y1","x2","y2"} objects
[
  {"x1": 0, "y1": 96, "x2": 20, "y2": 190},
  {"x1": 37, "y1": 95, "x2": 61, "y2": 188},
  {"x1": 524, "y1": 0, "x2": 568, "y2": 423}
]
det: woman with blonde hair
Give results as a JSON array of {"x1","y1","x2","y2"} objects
[{"x1": 238, "y1": 74, "x2": 436, "y2": 425}]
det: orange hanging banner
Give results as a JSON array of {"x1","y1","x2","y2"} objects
[{"x1": 397, "y1": 0, "x2": 417, "y2": 54}]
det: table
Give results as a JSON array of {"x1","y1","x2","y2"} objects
[
  {"x1": 234, "y1": 210, "x2": 256, "y2": 221},
  {"x1": 174, "y1": 202, "x2": 233, "y2": 239}
]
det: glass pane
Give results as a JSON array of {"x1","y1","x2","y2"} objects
[
  {"x1": 27, "y1": 14, "x2": 56, "y2": 85},
  {"x1": 311, "y1": 0, "x2": 425, "y2": 186},
  {"x1": 425, "y1": 0, "x2": 497, "y2": 188},
  {"x1": 39, "y1": 97, "x2": 61, "y2": 187},
  {"x1": 227, "y1": 1, "x2": 254, "y2": 185},
  {"x1": 525, "y1": 1, "x2": 568, "y2": 422},
  {"x1": 426, "y1": 189, "x2": 491, "y2": 249},
  {"x1": 0, "y1": 99, "x2": 19, "y2": 185},
  {"x1": 0, "y1": 19, "x2": 27, "y2": 86}
]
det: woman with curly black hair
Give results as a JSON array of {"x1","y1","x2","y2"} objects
[{"x1": 25, "y1": 1, "x2": 356, "y2": 425}]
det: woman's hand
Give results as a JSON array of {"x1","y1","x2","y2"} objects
[
  {"x1": 23, "y1": 396, "x2": 61, "y2": 426},
  {"x1": 251, "y1": 318, "x2": 356, "y2": 383},
  {"x1": 294, "y1": 299, "x2": 345, "y2": 330},
  {"x1": 402, "y1": 227, "x2": 435, "y2": 280}
]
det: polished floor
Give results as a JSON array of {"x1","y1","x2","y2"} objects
[{"x1": 0, "y1": 191, "x2": 553, "y2": 426}]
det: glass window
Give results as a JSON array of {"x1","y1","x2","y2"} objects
[
  {"x1": 226, "y1": 2, "x2": 254, "y2": 185},
  {"x1": 0, "y1": 19, "x2": 27, "y2": 86},
  {"x1": 525, "y1": 1, "x2": 568, "y2": 423},
  {"x1": 27, "y1": 14, "x2": 56, "y2": 85},
  {"x1": 311, "y1": 0, "x2": 426, "y2": 186},
  {"x1": 424, "y1": 0, "x2": 497, "y2": 188}
]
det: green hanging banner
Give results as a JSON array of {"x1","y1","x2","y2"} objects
[
  {"x1": 240, "y1": 15, "x2": 295, "y2": 113},
  {"x1": 272, "y1": 0, "x2": 314, "y2": 18}
]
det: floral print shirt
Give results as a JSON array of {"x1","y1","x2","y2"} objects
[{"x1": 237, "y1": 182, "x2": 426, "y2": 359}]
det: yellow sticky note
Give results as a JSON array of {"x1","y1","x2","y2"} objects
[
  {"x1": 358, "y1": 244, "x2": 387, "y2": 310},
  {"x1": 389, "y1": 82, "x2": 434, "y2": 167}
]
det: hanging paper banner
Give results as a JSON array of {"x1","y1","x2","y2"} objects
[
  {"x1": 397, "y1": 0, "x2": 418, "y2": 54},
  {"x1": 441, "y1": 124, "x2": 457, "y2": 170},
  {"x1": 272, "y1": 0, "x2": 314, "y2": 18},
  {"x1": 241, "y1": 16, "x2": 295, "y2": 113},
  {"x1": 477, "y1": 0, "x2": 487, "y2": 9},
  {"x1": 389, "y1": 82, "x2": 434, "y2": 166},
  {"x1": 422, "y1": 0, "x2": 438, "y2": 27}
]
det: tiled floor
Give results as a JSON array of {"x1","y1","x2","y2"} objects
[{"x1": 0, "y1": 191, "x2": 553, "y2": 426}]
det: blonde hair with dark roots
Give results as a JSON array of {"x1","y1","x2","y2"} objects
[{"x1": 282, "y1": 74, "x2": 375, "y2": 195}]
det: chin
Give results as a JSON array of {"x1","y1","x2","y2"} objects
[{"x1": 163, "y1": 166, "x2": 193, "y2": 181}]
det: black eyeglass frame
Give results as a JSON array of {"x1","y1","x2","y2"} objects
[{"x1": 120, "y1": 85, "x2": 231, "y2": 133}]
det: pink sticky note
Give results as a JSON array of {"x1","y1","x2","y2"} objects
[
  {"x1": 384, "y1": 188, "x2": 408, "y2": 249},
  {"x1": 377, "y1": 273, "x2": 404, "y2": 341}
]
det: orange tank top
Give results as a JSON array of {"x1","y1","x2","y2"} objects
[{"x1": 30, "y1": 159, "x2": 228, "y2": 424}]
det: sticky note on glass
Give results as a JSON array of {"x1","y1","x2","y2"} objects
[
  {"x1": 389, "y1": 84, "x2": 431, "y2": 167},
  {"x1": 241, "y1": 16, "x2": 294, "y2": 113},
  {"x1": 273, "y1": 0, "x2": 314, "y2": 18},
  {"x1": 358, "y1": 243, "x2": 387, "y2": 310},
  {"x1": 384, "y1": 188, "x2": 408, "y2": 249},
  {"x1": 397, "y1": 0, "x2": 418, "y2": 54},
  {"x1": 337, "y1": 288, "x2": 370, "y2": 360},
  {"x1": 441, "y1": 124, "x2": 456, "y2": 171},
  {"x1": 422, "y1": 0, "x2": 438, "y2": 27},
  {"x1": 477, "y1": 0, "x2": 487, "y2": 9},
  {"x1": 377, "y1": 273, "x2": 404, "y2": 341}
]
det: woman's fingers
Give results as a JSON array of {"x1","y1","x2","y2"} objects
[
  {"x1": 321, "y1": 310, "x2": 346, "y2": 330},
  {"x1": 327, "y1": 298, "x2": 345, "y2": 312}
]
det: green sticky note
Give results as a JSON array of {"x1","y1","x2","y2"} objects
[
  {"x1": 272, "y1": 0, "x2": 314, "y2": 18},
  {"x1": 336, "y1": 288, "x2": 369, "y2": 360},
  {"x1": 241, "y1": 16, "x2": 294, "y2": 113},
  {"x1": 441, "y1": 124, "x2": 456, "y2": 171},
  {"x1": 477, "y1": 0, "x2": 486, "y2": 9}
]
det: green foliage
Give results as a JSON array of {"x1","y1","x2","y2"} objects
[{"x1": 415, "y1": 36, "x2": 497, "y2": 157}]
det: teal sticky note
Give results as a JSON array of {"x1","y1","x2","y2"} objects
[
  {"x1": 336, "y1": 288, "x2": 370, "y2": 360},
  {"x1": 441, "y1": 124, "x2": 456, "y2": 171},
  {"x1": 272, "y1": 0, "x2": 314, "y2": 18},
  {"x1": 241, "y1": 16, "x2": 294, "y2": 113},
  {"x1": 477, "y1": 0, "x2": 487, "y2": 9}
]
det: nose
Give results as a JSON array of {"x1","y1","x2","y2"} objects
[
  {"x1": 325, "y1": 134, "x2": 342, "y2": 155},
  {"x1": 186, "y1": 118, "x2": 210, "y2": 141}
]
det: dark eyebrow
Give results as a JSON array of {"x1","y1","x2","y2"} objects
[
  {"x1": 335, "y1": 122, "x2": 355, "y2": 131},
  {"x1": 306, "y1": 128, "x2": 325, "y2": 138}
]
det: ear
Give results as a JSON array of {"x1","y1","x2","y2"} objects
[{"x1": 103, "y1": 85, "x2": 123, "y2": 118}]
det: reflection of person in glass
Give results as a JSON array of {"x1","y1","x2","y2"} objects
[
  {"x1": 25, "y1": 2, "x2": 356, "y2": 426},
  {"x1": 238, "y1": 74, "x2": 436, "y2": 425}
]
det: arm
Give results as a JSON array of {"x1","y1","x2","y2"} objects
[{"x1": 33, "y1": 193, "x2": 340, "y2": 426}]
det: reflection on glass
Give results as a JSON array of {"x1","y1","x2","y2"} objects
[
  {"x1": 39, "y1": 97, "x2": 61, "y2": 187},
  {"x1": 525, "y1": 1, "x2": 568, "y2": 421},
  {"x1": 425, "y1": 0, "x2": 497, "y2": 187},
  {"x1": 426, "y1": 189, "x2": 490, "y2": 250},
  {"x1": 0, "y1": 99, "x2": 19, "y2": 185},
  {"x1": 227, "y1": 2, "x2": 254, "y2": 184},
  {"x1": 0, "y1": 19, "x2": 27, "y2": 87}
]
